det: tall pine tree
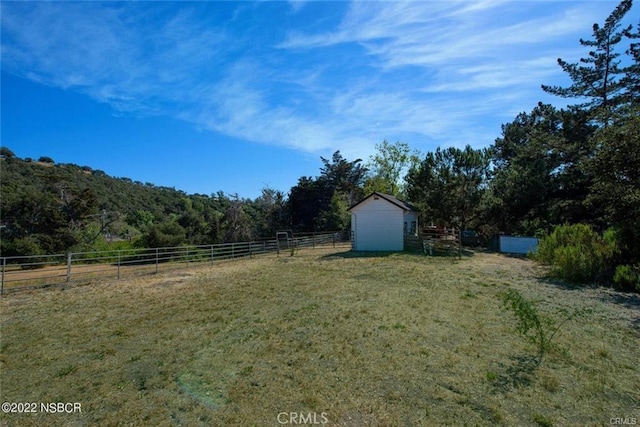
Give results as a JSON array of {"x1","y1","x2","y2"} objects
[{"x1": 541, "y1": 0, "x2": 635, "y2": 126}]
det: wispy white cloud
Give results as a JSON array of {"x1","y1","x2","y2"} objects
[
  {"x1": 272, "y1": 0, "x2": 622, "y2": 151},
  {"x1": 2, "y1": 2, "x2": 231, "y2": 112},
  {"x1": 287, "y1": 0, "x2": 308, "y2": 14},
  {"x1": 1, "y1": 0, "x2": 628, "y2": 160}
]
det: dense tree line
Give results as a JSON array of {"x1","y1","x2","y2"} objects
[
  {"x1": 406, "y1": 0, "x2": 639, "y2": 288},
  {"x1": 1, "y1": 1, "x2": 638, "y2": 287},
  {"x1": 0, "y1": 149, "x2": 366, "y2": 256}
]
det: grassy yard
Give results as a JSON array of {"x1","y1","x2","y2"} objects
[{"x1": 0, "y1": 248, "x2": 638, "y2": 426}]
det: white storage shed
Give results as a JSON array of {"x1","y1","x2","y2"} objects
[{"x1": 348, "y1": 192, "x2": 418, "y2": 251}]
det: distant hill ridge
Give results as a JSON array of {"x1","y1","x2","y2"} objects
[{"x1": 1, "y1": 147, "x2": 277, "y2": 256}]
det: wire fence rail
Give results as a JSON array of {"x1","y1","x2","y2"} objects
[{"x1": 1, "y1": 232, "x2": 349, "y2": 294}]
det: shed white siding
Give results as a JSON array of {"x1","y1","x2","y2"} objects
[{"x1": 351, "y1": 197, "x2": 404, "y2": 251}]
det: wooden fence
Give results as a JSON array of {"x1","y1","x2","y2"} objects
[
  {"x1": 0, "y1": 232, "x2": 348, "y2": 294},
  {"x1": 404, "y1": 228, "x2": 461, "y2": 258}
]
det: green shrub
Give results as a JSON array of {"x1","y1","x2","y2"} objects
[
  {"x1": 140, "y1": 221, "x2": 186, "y2": 248},
  {"x1": 13, "y1": 236, "x2": 45, "y2": 257},
  {"x1": 501, "y1": 288, "x2": 589, "y2": 364},
  {"x1": 501, "y1": 289, "x2": 548, "y2": 360},
  {"x1": 536, "y1": 224, "x2": 618, "y2": 284},
  {"x1": 613, "y1": 265, "x2": 640, "y2": 292}
]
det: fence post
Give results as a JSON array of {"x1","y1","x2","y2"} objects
[
  {"x1": 249, "y1": 242, "x2": 253, "y2": 258},
  {"x1": 155, "y1": 248, "x2": 159, "y2": 274},
  {"x1": 117, "y1": 250, "x2": 121, "y2": 280},
  {"x1": 1, "y1": 257, "x2": 5, "y2": 295},
  {"x1": 210, "y1": 245, "x2": 214, "y2": 265},
  {"x1": 232, "y1": 243, "x2": 235, "y2": 259},
  {"x1": 66, "y1": 252, "x2": 72, "y2": 283}
]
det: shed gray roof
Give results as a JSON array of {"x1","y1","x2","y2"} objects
[{"x1": 348, "y1": 192, "x2": 417, "y2": 212}]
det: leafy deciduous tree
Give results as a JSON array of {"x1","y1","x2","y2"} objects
[{"x1": 366, "y1": 140, "x2": 420, "y2": 197}]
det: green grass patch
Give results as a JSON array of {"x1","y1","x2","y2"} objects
[{"x1": 1, "y1": 248, "x2": 638, "y2": 425}]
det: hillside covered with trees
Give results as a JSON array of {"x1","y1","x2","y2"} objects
[
  {"x1": 0, "y1": 149, "x2": 367, "y2": 256},
  {"x1": 1, "y1": 1, "x2": 638, "y2": 289}
]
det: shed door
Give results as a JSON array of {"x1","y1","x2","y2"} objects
[{"x1": 356, "y1": 210, "x2": 403, "y2": 251}]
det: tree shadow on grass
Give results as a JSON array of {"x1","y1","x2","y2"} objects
[
  {"x1": 321, "y1": 249, "x2": 473, "y2": 260},
  {"x1": 536, "y1": 275, "x2": 595, "y2": 292},
  {"x1": 596, "y1": 288, "x2": 640, "y2": 310},
  {"x1": 598, "y1": 290, "x2": 640, "y2": 335},
  {"x1": 490, "y1": 354, "x2": 541, "y2": 393},
  {"x1": 535, "y1": 275, "x2": 640, "y2": 334},
  {"x1": 459, "y1": 248, "x2": 477, "y2": 257},
  {"x1": 321, "y1": 250, "x2": 401, "y2": 259}
]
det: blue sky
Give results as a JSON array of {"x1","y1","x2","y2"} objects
[{"x1": 1, "y1": 0, "x2": 633, "y2": 199}]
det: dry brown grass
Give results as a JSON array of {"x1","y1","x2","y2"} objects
[{"x1": 1, "y1": 248, "x2": 638, "y2": 426}]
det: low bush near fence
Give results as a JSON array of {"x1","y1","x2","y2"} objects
[
  {"x1": 536, "y1": 224, "x2": 616, "y2": 284},
  {"x1": 536, "y1": 224, "x2": 640, "y2": 291},
  {"x1": 613, "y1": 264, "x2": 640, "y2": 291}
]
